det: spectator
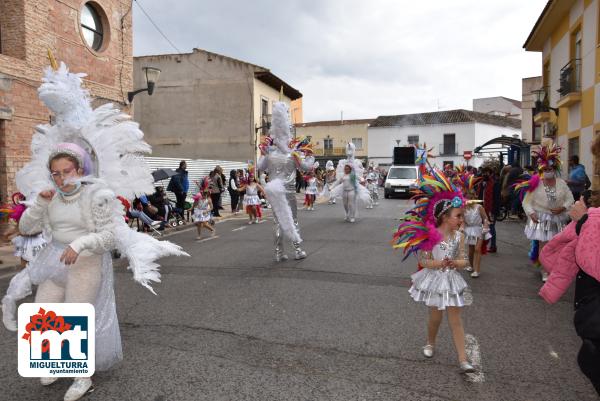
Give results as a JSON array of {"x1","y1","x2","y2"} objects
[
  {"x1": 481, "y1": 167, "x2": 499, "y2": 253},
  {"x1": 216, "y1": 165, "x2": 226, "y2": 211},
  {"x1": 209, "y1": 169, "x2": 223, "y2": 217},
  {"x1": 149, "y1": 186, "x2": 171, "y2": 222},
  {"x1": 228, "y1": 169, "x2": 240, "y2": 214},
  {"x1": 167, "y1": 160, "x2": 189, "y2": 212},
  {"x1": 567, "y1": 155, "x2": 589, "y2": 200},
  {"x1": 539, "y1": 137, "x2": 600, "y2": 395},
  {"x1": 130, "y1": 198, "x2": 163, "y2": 230},
  {"x1": 237, "y1": 169, "x2": 246, "y2": 212}
]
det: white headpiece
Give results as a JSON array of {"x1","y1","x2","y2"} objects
[
  {"x1": 17, "y1": 62, "x2": 154, "y2": 199},
  {"x1": 270, "y1": 102, "x2": 292, "y2": 154}
]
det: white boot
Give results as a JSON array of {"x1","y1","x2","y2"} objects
[
  {"x1": 40, "y1": 377, "x2": 59, "y2": 386},
  {"x1": 64, "y1": 378, "x2": 93, "y2": 401},
  {"x1": 1, "y1": 298, "x2": 17, "y2": 332}
]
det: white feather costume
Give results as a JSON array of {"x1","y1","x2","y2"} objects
[
  {"x1": 331, "y1": 143, "x2": 371, "y2": 207},
  {"x1": 1, "y1": 62, "x2": 188, "y2": 371}
]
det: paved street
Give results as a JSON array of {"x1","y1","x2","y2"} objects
[{"x1": 0, "y1": 196, "x2": 598, "y2": 401}]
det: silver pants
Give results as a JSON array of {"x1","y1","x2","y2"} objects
[
  {"x1": 273, "y1": 191, "x2": 303, "y2": 254},
  {"x1": 343, "y1": 190, "x2": 357, "y2": 219}
]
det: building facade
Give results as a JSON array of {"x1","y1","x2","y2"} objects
[
  {"x1": 133, "y1": 49, "x2": 302, "y2": 164},
  {"x1": 473, "y1": 96, "x2": 522, "y2": 119},
  {"x1": 368, "y1": 109, "x2": 521, "y2": 168},
  {"x1": 521, "y1": 76, "x2": 544, "y2": 145},
  {"x1": 524, "y1": 0, "x2": 599, "y2": 188},
  {"x1": 294, "y1": 119, "x2": 373, "y2": 164},
  {"x1": 0, "y1": 0, "x2": 133, "y2": 198}
]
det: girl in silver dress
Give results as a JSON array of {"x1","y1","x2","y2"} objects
[{"x1": 394, "y1": 169, "x2": 475, "y2": 373}]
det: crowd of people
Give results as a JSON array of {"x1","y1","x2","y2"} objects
[
  {"x1": 393, "y1": 139, "x2": 599, "y2": 392},
  {"x1": 0, "y1": 58, "x2": 599, "y2": 399}
]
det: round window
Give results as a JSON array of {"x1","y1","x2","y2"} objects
[{"x1": 80, "y1": 3, "x2": 104, "y2": 51}]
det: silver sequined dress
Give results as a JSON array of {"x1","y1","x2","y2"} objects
[{"x1": 409, "y1": 231, "x2": 471, "y2": 310}]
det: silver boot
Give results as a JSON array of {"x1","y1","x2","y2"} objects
[{"x1": 293, "y1": 242, "x2": 307, "y2": 260}]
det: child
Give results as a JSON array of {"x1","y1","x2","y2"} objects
[
  {"x1": 6, "y1": 193, "x2": 48, "y2": 268},
  {"x1": 193, "y1": 186, "x2": 216, "y2": 239},
  {"x1": 394, "y1": 169, "x2": 475, "y2": 373},
  {"x1": 461, "y1": 178, "x2": 490, "y2": 278},
  {"x1": 304, "y1": 171, "x2": 318, "y2": 211},
  {"x1": 243, "y1": 175, "x2": 264, "y2": 224},
  {"x1": 366, "y1": 174, "x2": 379, "y2": 209}
]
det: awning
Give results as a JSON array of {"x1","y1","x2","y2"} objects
[{"x1": 474, "y1": 136, "x2": 530, "y2": 154}]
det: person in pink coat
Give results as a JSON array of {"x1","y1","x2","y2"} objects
[{"x1": 539, "y1": 194, "x2": 600, "y2": 396}]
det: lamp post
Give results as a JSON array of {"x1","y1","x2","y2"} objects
[
  {"x1": 532, "y1": 87, "x2": 559, "y2": 116},
  {"x1": 128, "y1": 66, "x2": 161, "y2": 103}
]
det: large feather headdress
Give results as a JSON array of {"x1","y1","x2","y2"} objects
[
  {"x1": 393, "y1": 168, "x2": 466, "y2": 259},
  {"x1": 533, "y1": 142, "x2": 562, "y2": 173},
  {"x1": 16, "y1": 61, "x2": 154, "y2": 199}
]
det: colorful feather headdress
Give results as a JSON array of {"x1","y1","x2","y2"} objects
[
  {"x1": 513, "y1": 173, "x2": 540, "y2": 202},
  {"x1": 533, "y1": 143, "x2": 562, "y2": 173},
  {"x1": 392, "y1": 168, "x2": 466, "y2": 259},
  {"x1": 454, "y1": 171, "x2": 482, "y2": 197}
]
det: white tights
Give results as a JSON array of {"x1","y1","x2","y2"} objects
[{"x1": 35, "y1": 255, "x2": 102, "y2": 304}]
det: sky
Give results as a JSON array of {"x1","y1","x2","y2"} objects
[{"x1": 132, "y1": 0, "x2": 548, "y2": 122}]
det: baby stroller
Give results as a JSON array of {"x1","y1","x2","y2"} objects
[{"x1": 165, "y1": 198, "x2": 187, "y2": 227}]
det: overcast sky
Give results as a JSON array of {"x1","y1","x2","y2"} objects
[{"x1": 133, "y1": 0, "x2": 547, "y2": 122}]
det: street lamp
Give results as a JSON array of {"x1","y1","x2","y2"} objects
[
  {"x1": 532, "y1": 88, "x2": 559, "y2": 116},
  {"x1": 128, "y1": 66, "x2": 161, "y2": 103}
]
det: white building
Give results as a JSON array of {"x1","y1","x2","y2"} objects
[{"x1": 368, "y1": 109, "x2": 521, "y2": 168}]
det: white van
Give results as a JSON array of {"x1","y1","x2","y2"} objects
[{"x1": 384, "y1": 165, "x2": 419, "y2": 198}]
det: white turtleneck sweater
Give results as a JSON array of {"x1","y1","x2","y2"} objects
[{"x1": 19, "y1": 188, "x2": 114, "y2": 256}]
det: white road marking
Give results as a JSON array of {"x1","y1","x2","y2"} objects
[
  {"x1": 232, "y1": 227, "x2": 246, "y2": 232},
  {"x1": 548, "y1": 345, "x2": 560, "y2": 359},
  {"x1": 196, "y1": 236, "x2": 219, "y2": 243},
  {"x1": 465, "y1": 333, "x2": 485, "y2": 382},
  {"x1": 0, "y1": 271, "x2": 17, "y2": 280}
]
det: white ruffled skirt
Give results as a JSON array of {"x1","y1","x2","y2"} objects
[
  {"x1": 12, "y1": 234, "x2": 47, "y2": 262},
  {"x1": 193, "y1": 208, "x2": 211, "y2": 223},
  {"x1": 243, "y1": 194, "x2": 262, "y2": 206},
  {"x1": 524, "y1": 211, "x2": 570, "y2": 242},
  {"x1": 409, "y1": 268, "x2": 470, "y2": 310},
  {"x1": 28, "y1": 242, "x2": 123, "y2": 371},
  {"x1": 463, "y1": 226, "x2": 483, "y2": 246}
]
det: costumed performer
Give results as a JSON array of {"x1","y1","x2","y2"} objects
[{"x1": 393, "y1": 169, "x2": 475, "y2": 373}]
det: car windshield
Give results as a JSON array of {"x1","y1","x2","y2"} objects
[{"x1": 388, "y1": 168, "x2": 417, "y2": 179}]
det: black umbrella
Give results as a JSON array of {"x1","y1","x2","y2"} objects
[{"x1": 152, "y1": 168, "x2": 178, "y2": 182}]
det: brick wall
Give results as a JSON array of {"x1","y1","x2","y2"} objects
[{"x1": 0, "y1": 0, "x2": 133, "y2": 200}]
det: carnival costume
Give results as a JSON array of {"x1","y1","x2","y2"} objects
[
  {"x1": 456, "y1": 173, "x2": 489, "y2": 246},
  {"x1": 366, "y1": 171, "x2": 379, "y2": 208},
  {"x1": 1, "y1": 61, "x2": 188, "y2": 400},
  {"x1": 393, "y1": 169, "x2": 470, "y2": 310},
  {"x1": 9, "y1": 193, "x2": 48, "y2": 263},
  {"x1": 324, "y1": 160, "x2": 337, "y2": 204},
  {"x1": 193, "y1": 196, "x2": 212, "y2": 223},
  {"x1": 330, "y1": 143, "x2": 371, "y2": 221},
  {"x1": 516, "y1": 144, "x2": 574, "y2": 242},
  {"x1": 257, "y1": 102, "x2": 316, "y2": 262}
]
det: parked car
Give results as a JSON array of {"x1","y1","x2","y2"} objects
[{"x1": 384, "y1": 165, "x2": 419, "y2": 199}]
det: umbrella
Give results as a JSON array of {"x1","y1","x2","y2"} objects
[{"x1": 152, "y1": 168, "x2": 178, "y2": 182}]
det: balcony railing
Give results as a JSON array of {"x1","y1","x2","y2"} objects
[
  {"x1": 439, "y1": 143, "x2": 458, "y2": 156},
  {"x1": 558, "y1": 59, "x2": 581, "y2": 97},
  {"x1": 314, "y1": 147, "x2": 346, "y2": 157}
]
